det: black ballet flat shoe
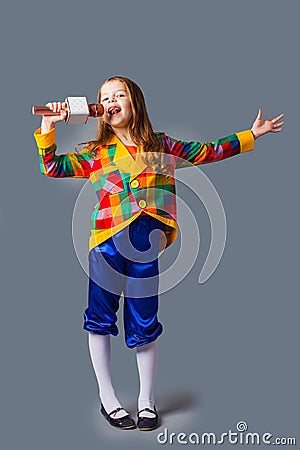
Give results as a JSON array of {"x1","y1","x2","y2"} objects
[
  {"x1": 137, "y1": 406, "x2": 159, "y2": 431},
  {"x1": 100, "y1": 404, "x2": 136, "y2": 430}
]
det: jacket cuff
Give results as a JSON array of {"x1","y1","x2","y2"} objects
[
  {"x1": 236, "y1": 130, "x2": 255, "y2": 153},
  {"x1": 34, "y1": 127, "x2": 56, "y2": 149}
]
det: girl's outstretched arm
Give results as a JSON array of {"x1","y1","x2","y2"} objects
[
  {"x1": 161, "y1": 109, "x2": 284, "y2": 168},
  {"x1": 161, "y1": 129, "x2": 254, "y2": 168}
]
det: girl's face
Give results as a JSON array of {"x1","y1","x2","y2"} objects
[{"x1": 100, "y1": 80, "x2": 133, "y2": 130}]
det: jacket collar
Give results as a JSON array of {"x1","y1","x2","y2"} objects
[{"x1": 110, "y1": 135, "x2": 148, "y2": 180}]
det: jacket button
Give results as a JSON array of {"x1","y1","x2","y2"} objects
[
  {"x1": 138, "y1": 199, "x2": 147, "y2": 208},
  {"x1": 130, "y1": 179, "x2": 139, "y2": 188}
]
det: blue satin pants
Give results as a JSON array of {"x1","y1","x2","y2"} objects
[{"x1": 83, "y1": 216, "x2": 166, "y2": 348}]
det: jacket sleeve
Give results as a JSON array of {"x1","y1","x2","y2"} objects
[
  {"x1": 161, "y1": 130, "x2": 254, "y2": 168},
  {"x1": 34, "y1": 127, "x2": 94, "y2": 178}
]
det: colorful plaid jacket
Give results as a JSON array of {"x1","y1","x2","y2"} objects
[{"x1": 34, "y1": 127, "x2": 254, "y2": 251}]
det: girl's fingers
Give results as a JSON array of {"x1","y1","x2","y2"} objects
[
  {"x1": 256, "y1": 108, "x2": 262, "y2": 120},
  {"x1": 45, "y1": 101, "x2": 66, "y2": 115},
  {"x1": 46, "y1": 102, "x2": 56, "y2": 111},
  {"x1": 272, "y1": 113, "x2": 285, "y2": 123},
  {"x1": 54, "y1": 102, "x2": 60, "y2": 113},
  {"x1": 274, "y1": 121, "x2": 285, "y2": 127},
  {"x1": 62, "y1": 102, "x2": 68, "y2": 116}
]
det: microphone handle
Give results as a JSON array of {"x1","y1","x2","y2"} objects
[
  {"x1": 32, "y1": 103, "x2": 104, "y2": 117},
  {"x1": 32, "y1": 106, "x2": 60, "y2": 116}
]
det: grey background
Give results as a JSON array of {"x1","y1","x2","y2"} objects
[{"x1": 1, "y1": 0, "x2": 299, "y2": 448}]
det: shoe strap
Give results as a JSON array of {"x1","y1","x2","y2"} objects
[
  {"x1": 108, "y1": 407, "x2": 128, "y2": 418},
  {"x1": 138, "y1": 407, "x2": 157, "y2": 417}
]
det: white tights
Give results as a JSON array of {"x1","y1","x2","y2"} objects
[{"x1": 88, "y1": 333, "x2": 158, "y2": 419}]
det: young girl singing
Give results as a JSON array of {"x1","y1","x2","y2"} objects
[{"x1": 34, "y1": 76, "x2": 284, "y2": 431}]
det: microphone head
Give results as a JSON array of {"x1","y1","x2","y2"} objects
[{"x1": 89, "y1": 103, "x2": 104, "y2": 117}]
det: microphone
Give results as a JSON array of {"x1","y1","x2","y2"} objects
[{"x1": 32, "y1": 97, "x2": 104, "y2": 125}]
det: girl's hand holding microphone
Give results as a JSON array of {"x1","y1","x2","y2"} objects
[
  {"x1": 35, "y1": 98, "x2": 104, "y2": 130},
  {"x1": 41, "y1": 102, "x2": 68, "y2": 133}
]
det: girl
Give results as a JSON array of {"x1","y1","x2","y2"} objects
[{"x1": 34, "y1": 76, "x2": 284, "y2": 431}]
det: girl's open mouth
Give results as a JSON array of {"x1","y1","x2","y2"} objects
[{"x1": 108, "y1": 107, "x2": 121, "y2": 115}]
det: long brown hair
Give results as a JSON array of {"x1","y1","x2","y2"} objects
[{"x1": 98, "y1": 76, "x2": 162, "y2": 148}]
